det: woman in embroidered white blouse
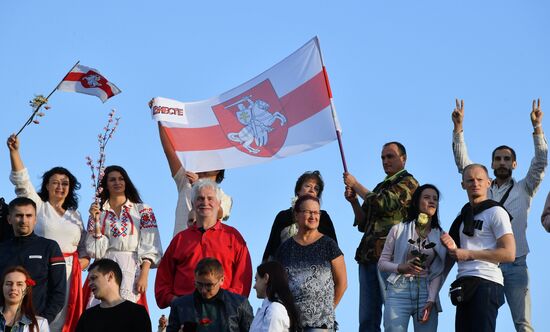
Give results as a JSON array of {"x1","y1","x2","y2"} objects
[
  {"x1": 250, "y1": 261, "x2": 301, "y2": 332},
  {"x1": 86, "y1": 165, "x2": 163, "y2": 309},
  {"x1": 7, "y1": 134, "x2": 88, "y2": 331}
]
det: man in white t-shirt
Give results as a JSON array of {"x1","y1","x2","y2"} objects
[
  {"x1": 452, "y1": 99, "x2": 546, "y2": 332},
  {"x1": 441, "y1": 164, "x2": 516, "y2": 332}
]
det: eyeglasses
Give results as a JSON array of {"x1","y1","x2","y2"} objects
[
  {"x1": 194, "y1": 279, "x2": 221, "y2": 291},
  {"x1": 298, "y1": 210, "x2": 320, "y2": 217}
]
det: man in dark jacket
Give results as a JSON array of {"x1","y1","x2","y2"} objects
[
  {"x1": 167, "y1": 257, "x2": 253, "y2": 332},
  {"x1": 0, "y1": 197, "x2": 66, "y2": 323}
]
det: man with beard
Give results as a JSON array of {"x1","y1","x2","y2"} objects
[
  {"x1": 451, "y1": 98, "x2": 547, "y2": 332},
  {"x1": 0, "y1": 197, "x2": 66, "y2": 325}
]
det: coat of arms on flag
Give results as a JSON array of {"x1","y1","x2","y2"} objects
[
  {"x1": 151, "y1": 37, "x2": 340, "y2": 172},
  {"x1": 212, "y1": 80, "x2": 288, "y2": 157},
  {"x1": 57, "y1": 64, "x2": 121, "y2": 102},
  {"x1": 13, "y1": 62, "x2": 123, "y2": 137}
]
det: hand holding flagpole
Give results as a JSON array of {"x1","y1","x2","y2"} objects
[{"x1": 15, "y1": 61, "x2": 80, "y2": 137}]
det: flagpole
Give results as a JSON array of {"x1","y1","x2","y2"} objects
[
  {"x1": 315, "y1": 37, "x2": 348, "y2": 172},
  {"x1": 334, "y1": 114, "x2": 348, "y2": 172},
  {"x1": 15, "y1": 60, "x2": 80, "y2": 137},
  {"x1": 47, "y1": 60, "x2": 81, "y2": 99}
]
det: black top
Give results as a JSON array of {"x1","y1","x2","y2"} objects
[
  {"x1": 76, "y1": 301, "x2": 152, "y2": 332},
  {"x1": 262, "y1": 208, "x2": 337, "y2": 262},
  {"x1": 0, "y1": 232, "x2": 66, "y2": 323}
]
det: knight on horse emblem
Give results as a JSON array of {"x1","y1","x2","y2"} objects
[
  {"x1": 225, "y1": 95, "x2": 287, "y2": 154},
  {"x1": 82, "y1": 73, "x2": 103, "y2": 87}
]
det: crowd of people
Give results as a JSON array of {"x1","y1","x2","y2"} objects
[{"x1": 0, "y1": 98, "x2": 548, "y2": 332}]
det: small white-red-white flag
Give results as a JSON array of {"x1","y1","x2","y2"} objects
[
  {"x1": 151, "y1": 37, "x2": 340, "y2": 172},
  {"x1": 57, "y1": 64, "x2": 121, "y2": 103}
]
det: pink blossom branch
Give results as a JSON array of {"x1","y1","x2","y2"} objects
[{"x1": 85, "y1": 109, "x2": 121, "y2": 203}]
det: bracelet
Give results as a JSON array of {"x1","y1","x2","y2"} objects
[{"x1": 534, "y1": 124, "x2": 542, "y2": 129}]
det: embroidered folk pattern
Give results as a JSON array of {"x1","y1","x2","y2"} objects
[
  {"x1": 140, "y1": 208, "x2": 158, "y2": 229},
  {"x1": 87, "y1": 215, "x2": 95, "y2": 231},
  {"x1": 108, "y1": 209, "x2": 130, "y2": 238}
]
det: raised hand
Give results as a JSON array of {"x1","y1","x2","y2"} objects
[
  {"x1": 6, "y1": 134, "x2": 19, "y2": 152},
  {"x1": 531, "y1": 98, "x2": 543, "y2": 129},
  {"x1": 452, "y1": 98, "x2": 464, "y2": 132},
  {"x1": 185, "y1": 171, "x2": 199, "y2": 185}
]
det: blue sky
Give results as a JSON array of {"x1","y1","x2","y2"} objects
[{"x1": 2, "y1": 1, "x2": 550, "y2": 331}]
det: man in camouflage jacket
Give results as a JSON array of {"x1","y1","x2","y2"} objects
[{"x1": 344, "y1": 141, "x2": 419, "y2": 332}]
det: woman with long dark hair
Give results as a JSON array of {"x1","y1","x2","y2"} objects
[
  {"x1": 0, "y1": 266, "x2": 49, "y2": 332},
  {"x1": 249, "y1": 261, "x2": 300, "y2": 332},
  {"x1": 262, "y1": 171, "x2": 338, "y2": 262},
  {"x1": 85, "y1": 165, "x2": 163, "y2": 309},
  {"x1": 378, "y1": 184, "x2": 447, "y2": 332},
  {"x1": 7, "y1": 134, "x2": 88, "y2": 331}
]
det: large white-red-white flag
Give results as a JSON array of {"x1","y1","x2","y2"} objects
[
  {"x1": 57, "y1": 64, "x2": 121, "y2": 103},
  {"x1": 151, "y1": 37, "x2": 340, "y2": 172}
]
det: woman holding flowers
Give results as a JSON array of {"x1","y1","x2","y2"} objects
[
  {"x1": 7, "y1": 134, "x2": 88, "y2": 332},
  {"x1": 378, "y1": 184, "x2": 447, "y2": 332},
  {"x1": 86, "y1": 165, "x2": 162, "y2": 310},
  {"x1": 0, "y1": 266, "x2": 49, "y2": 332}
]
